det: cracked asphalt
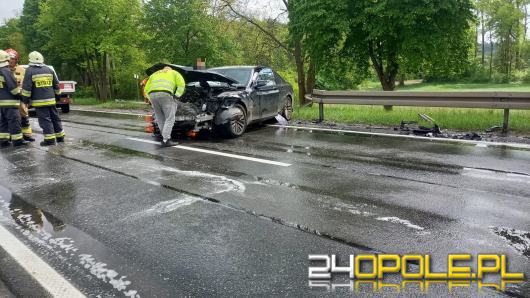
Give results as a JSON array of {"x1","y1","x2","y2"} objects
[{"x1": 0, "y1": 110, "x2": 528, "y2": 297}]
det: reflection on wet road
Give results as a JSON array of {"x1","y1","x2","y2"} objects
[{"x1": 0, "y1": 110, "x2": 529, "y2": 297}]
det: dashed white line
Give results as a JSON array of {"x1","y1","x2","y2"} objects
[
  {"x1": 127, "y1": 137, "x2": 292, "y2": 167},
  {"x1": 0, "y1": 225, "x2": 86, "y2": 298}
]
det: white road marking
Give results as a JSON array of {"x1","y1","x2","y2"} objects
[
  {"x1": 127, "y1": 137, "x2": 292, "y2": 167},
  {"x1": 463, "y1": 168, "x2": 530, "y2": 183},
  {"x1": 0, "y1": 225, "x2": 86, "y2": 298},
  {"x1": 270, "y1": 124, "x2": 530, "y2": 150}
]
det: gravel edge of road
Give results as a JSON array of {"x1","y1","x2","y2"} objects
[{"x1": 289, "y1": 120, "x2": 530, "y2": 145}]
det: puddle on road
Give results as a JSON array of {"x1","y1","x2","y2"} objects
[
  {"x1": 491, "y1": 227, "x2": 530, "y2": 257},
  {"x1": 0, "y1": 184, "x2": 143, "y2": 297}
]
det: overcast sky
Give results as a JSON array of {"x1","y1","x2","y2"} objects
[{"x1": 0, "y1": 0, "x2": 24, "y2": 24}]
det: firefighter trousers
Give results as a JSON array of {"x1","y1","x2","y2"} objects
[
  {"x1": 35, "y1": 106, "x2": 64, "y2": 141},
  {"x1": 18, "y1": 103, "x2": 32, "y2": 136},
  {"x1": 0, "y1": 107, "x2": 23, "y2": 142}
]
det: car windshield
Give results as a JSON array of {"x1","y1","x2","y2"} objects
[{"x1": 209, "y1": 68, "x2": 252, "y2": 86}]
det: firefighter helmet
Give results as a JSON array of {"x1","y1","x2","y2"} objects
[
  {"x1": 0, "y1": 50, "x2": 10, "y2": 67},
  {"x1": 29, "y1": 51, "x2": 45, "y2": 64},
  {"x1": 5, "y1": 48, "x2": 19, "y2": 61}
]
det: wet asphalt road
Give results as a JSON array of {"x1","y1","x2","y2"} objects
[{"x1": 0, "y1": 110, "x2": 529, "y2": 297}]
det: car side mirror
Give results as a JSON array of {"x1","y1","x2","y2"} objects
[{"x1": 255, "y1": 80, "x2": 268, "y2": 89}]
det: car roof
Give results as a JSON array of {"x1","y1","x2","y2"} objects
[{"x1": 209, "y1": 66, "x2": 266, "y2": 70}]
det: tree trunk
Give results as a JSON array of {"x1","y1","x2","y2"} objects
[
  {"x1": 306, "y1": 61, "x2": 316, "y2": 96},
  {"x1": 294, "y1": 40, "x2": 307, "y2": 106},
  {"x1": 97, "y1": 51, "x2": 109, "y2": 102},
  {"x1": 490, "y1": 31, "x2": 494, "y2": 80},
  {"x1": 369, "y1": 46, "x2": 398, "y2": 110},
  {"x1": 481, "y1": 12, "x2": 485, "y2": 66}
]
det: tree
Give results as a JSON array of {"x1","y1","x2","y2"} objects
[
  {"x1": 143, "y1": 0, "x2": 236, "y2": 66},
  {"x1": 19, "y1": 0, "x2": 48, "y2": 54},
  {"x1": 0, "y1": 18, "x2": 26, "y2": 60},
  {"x1": 291, "y1": 0, "x2": 475, "y2": 91},
  {"x1": 38, "y1": 0, "x2": 145, "y2": 101},
  {"x1": 220, "y1": 0, "x2": 315, "y2": 105},
  {"x1": 482, "y1": 0, "x2": 526, "y2": 75}
]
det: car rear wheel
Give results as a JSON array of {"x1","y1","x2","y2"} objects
[
  {"x1": 219, "y1": 104, "x2": 247, "y2": 138},
  {"x1": 281, "y1": 96, "x2": 293, "y2": 121}
]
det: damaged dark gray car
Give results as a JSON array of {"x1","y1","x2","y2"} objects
[{"x1": 146, "y1": 64, "x2": 294, "y2": 138}]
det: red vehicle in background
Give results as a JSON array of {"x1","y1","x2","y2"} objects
[{"x1": 57, "y1": 80, "x2": 76, "y2": 113}]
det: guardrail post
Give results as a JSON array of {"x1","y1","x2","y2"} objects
[
  {"x1": 319, "y1": 100, "x2": 324, "y2": 123},
  {"x1": 503, "y1": 109, "x2": 510, "y2": 134}
]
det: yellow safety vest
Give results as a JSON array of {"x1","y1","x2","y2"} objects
[{"x1": 145, "y1": 69, "x2": 186, "y2": 98}]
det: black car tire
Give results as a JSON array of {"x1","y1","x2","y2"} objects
[
  {"x1": 219, "y1": 104, "x2": 247, "y2": 138},
  {"x1": 281, "y1": 96, "x2": 293, "y2": 121},
  {"x1": 61, "y1": 105, "x2": 70, "y2": 113}
]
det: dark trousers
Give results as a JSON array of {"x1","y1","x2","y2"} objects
[
  {"x1": 0, "y1": 107, "x2": 22, "y2": 142},
  {"x1": 36, "y1": 106, "x2": 64, "y2": 140}
]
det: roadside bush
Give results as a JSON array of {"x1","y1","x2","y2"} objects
[
  {"x1": 75, "y1": 85, "x2": 95, "y2": 98},
  {"x1": 490, "y1": 72, "x2": 511, "y2": 84},
  {"x1": 523, "y1": 71, "x2": 530, "y2": 83}
]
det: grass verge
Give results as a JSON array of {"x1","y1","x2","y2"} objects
[{"x1": 73, "y1": 98, "x2": 148, "y2": 110}]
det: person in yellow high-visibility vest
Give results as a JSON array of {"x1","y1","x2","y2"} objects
[{"x1": 145, "y1": 66, "x2": 186, "y2": 147}]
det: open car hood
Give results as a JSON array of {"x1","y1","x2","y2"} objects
[{"x1": 146, "y1": 63, "x2": 238, "y2": 85}]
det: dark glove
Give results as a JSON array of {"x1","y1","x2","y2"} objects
[{"x1": 55, "y1": 95, "x2": 61, "y2": 102}]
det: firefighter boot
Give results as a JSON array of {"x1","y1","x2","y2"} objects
[
  {"x1": 13, "y1": 139, "x2": 29, "y2": 147},
  {"x1": 56, "y1": 136, "x2": 65, "y2": 143},
  {"x1": 40, "y1": 139, "x2": 57, "y2": 147},
  {"x1": 0, "y1": 140, "x2": 10, "y2": 149}
]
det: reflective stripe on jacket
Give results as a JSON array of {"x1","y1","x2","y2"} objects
[
  {"x1": 0, "y1": 66, "x2": 20, "y2": 107},
  {"x1": 22, "y1": 64, "x2": 61, "y2": 107},
  {"x1": 145, "y1": 68, "x2": 186, "y2": 98}
]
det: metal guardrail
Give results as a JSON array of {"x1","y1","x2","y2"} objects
[{"x1": 307, "y1": 90, "x2": 530, "y2": 132}]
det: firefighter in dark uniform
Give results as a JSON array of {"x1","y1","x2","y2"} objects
[
  {"x1": 21, "y1": 51, "x2": 65, "y2": 146},
  {"x1": 5, "y1": 48, "x2": 35, "y2": 142},
  {"x1": 0, "y1": 50, "x2": 27, "y2": 148}
]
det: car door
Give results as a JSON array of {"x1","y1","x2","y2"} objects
[{"x1": 255, "y1": 68, "x2": 280, "y2": 119}]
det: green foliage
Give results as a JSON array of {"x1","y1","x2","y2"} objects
[
  {"x1": 19, "y1": 0, "x2": 47, "y2": 56},
  {"x1": 38, "y1": 0, "x2": 146, "y2": 100},
  {"x1": 144, "y1": 0, "x2": 230, "y2": 66},
  {"x1": 0, "y1": 18, "x2": 26, "y2": 60},
  {"x1": 290, "y1": 0, "x2": 475, "y2": 91}
]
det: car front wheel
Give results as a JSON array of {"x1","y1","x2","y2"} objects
[{"x1": 219, "y1": 104, "x2": 247, "y2": 138}]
